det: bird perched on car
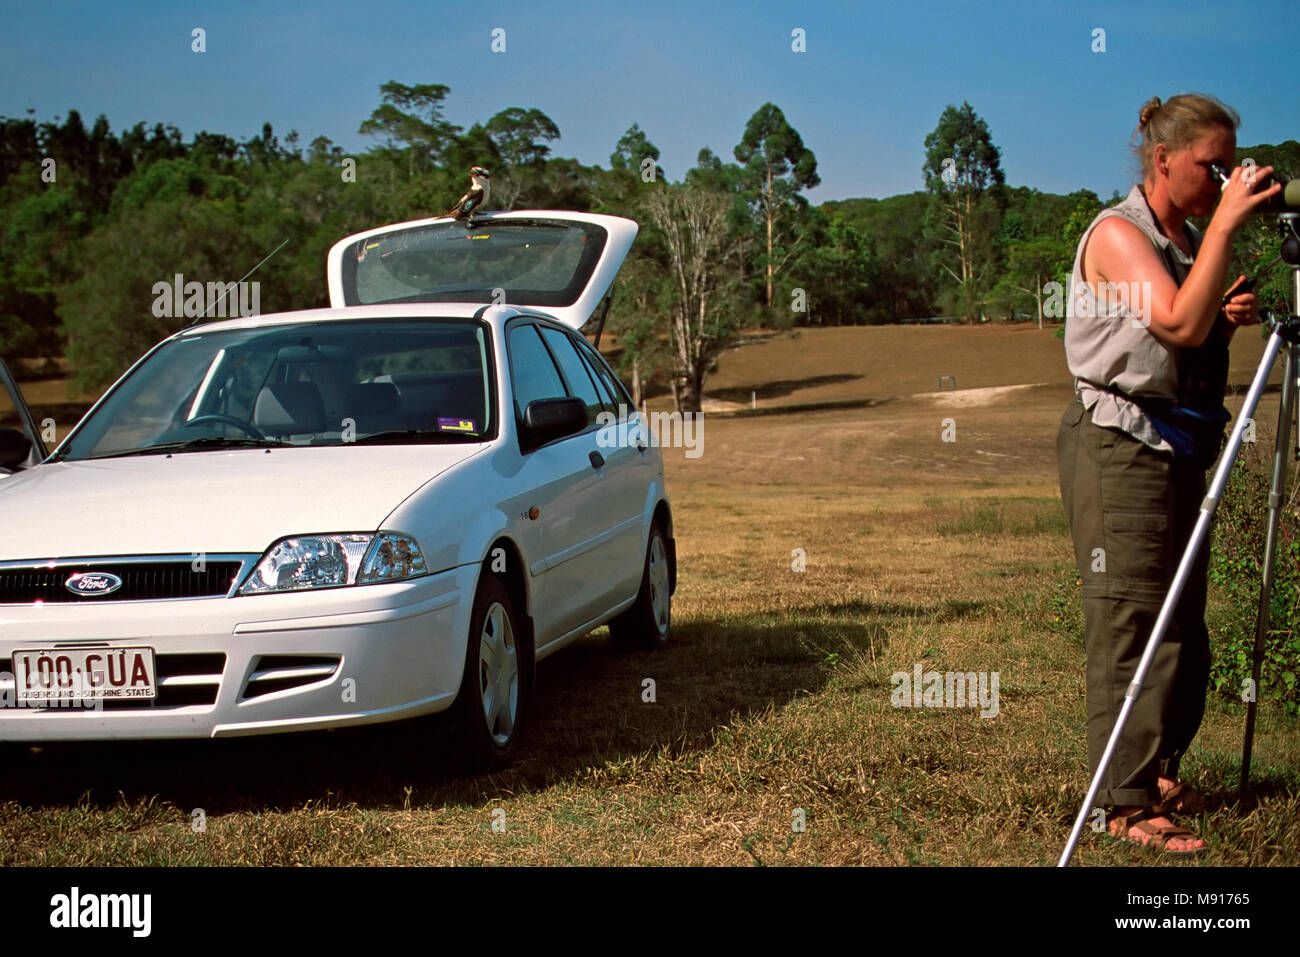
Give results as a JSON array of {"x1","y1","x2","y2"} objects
[{"x1": 446, "y1": 166, "x2": 491, "y2": 219}]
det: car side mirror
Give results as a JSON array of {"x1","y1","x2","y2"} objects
[
  {"x1": 521, "y1": 397, "x2": 587, "y2": 450},
  {"x1": 0, "y1": 427, "x2": 32, "y2": 470}
]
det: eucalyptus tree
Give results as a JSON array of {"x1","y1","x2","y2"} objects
[
  {"x1": 922, "y1": 101, "x2": 1005, "y2": 321},
  {"x1": 733, "y1": 103, "x2": 819, "y2": 308}
]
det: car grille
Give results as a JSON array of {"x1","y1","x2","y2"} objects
[
  {"x1": 0, "y1": 652, "x2": 226, "y2": 710},
  {"x1": 0, "y1": 560, "x2": 246, "y2": 603},
  {"x1": 242, "y1": 655, "x2": 342, "y2": 699}
]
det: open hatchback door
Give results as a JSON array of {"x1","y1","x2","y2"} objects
[
  {"x1": 0, "y1": 358, "x2": 47, "y2": 475},
  {"x1": 326, "y1": 211, "x2": 638, "y2": 330}
]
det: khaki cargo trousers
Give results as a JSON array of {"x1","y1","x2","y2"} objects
[{"x1": 1057, "y1": 396, "x2": 1212, "y2": 807}]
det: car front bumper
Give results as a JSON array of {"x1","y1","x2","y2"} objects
[{"x1": 0, "y1": 564, "x2": 477, "y2": 740}]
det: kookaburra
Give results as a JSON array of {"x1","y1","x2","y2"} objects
[{"x1": 446, "y1": 166, "x2": 491, "y2": 219}]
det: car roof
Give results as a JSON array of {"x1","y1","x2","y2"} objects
[{"x1": 170, "y1": 302, "x2": 557, "y2": 340}]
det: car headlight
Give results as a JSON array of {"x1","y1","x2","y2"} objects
[{"x1": 239, "y1": 532, "x2": 428, "y2": 594}]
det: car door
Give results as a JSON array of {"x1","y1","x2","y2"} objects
[
  {"x1": 580, "y1": 334, "x2": 657, "y2": 593},
  {"x1": 506, "y1": 321, "x2": 613, "y2": 646},
  {"x1": 537, "y1": 325, "x2": 646, "y2": 604},
  {"x1": 0, "y1": 358, "x2": 48, "y2": 476}
]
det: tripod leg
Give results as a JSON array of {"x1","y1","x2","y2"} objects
[
  {"x1": 1242, "y1": 346, "x2": 1299, "y2": 794},
  {"x1": 1059, "y1": 328, "x2": 1287, "y2": 866}
]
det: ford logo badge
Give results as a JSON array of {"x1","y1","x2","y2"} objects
[{"x1": 65, "y1": 572, "x2": 124, "y2": 597}]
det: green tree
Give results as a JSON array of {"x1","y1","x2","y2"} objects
[
  {"x1": 923, "y1": 101, "x2": 1006, "y2": 321},
  {"x1": 610, "y1": 124, "x2": 664, "y2": 180},
  {"x1": 596, "y1": 123, "x2": 664, "y2": 215},
  {"x1": 58, "y1": 197, "x2": 255, "y2": 390},
  {"x1": 734, "y1": 103, "x2": 819, "y2": 308},
  {"x1": 822, "y1": 192, "x2": 943, "y2": 320},
  {"x1": 607, "y1": 247, "x2": 673, "y2": 406},
  {"x1": 529, "y1": 156, "x2": 601, "y2": 211},
  {"x1": 486, "y1": 107, "x2": 559, "y2": 166},
  {"x1": 117, "y1": 121, "x2": 186, "y2": 170},
  {"x1": 239, "y1": 122, "x2": 291, "y2": 167},
  {"x1": 789, "y1": 212, "x2": 885, "y2": 325},
  {"x1": 109, "y1": 157, "x2": 246, "y2": 214},
  {"x1": 0, "y1": 113, "x2": 41, "y2": 184},
  {"x1": 483, "y1": 107, "x2": 561, "y2": 209},
  {"x1": 987, "y1": 236, "x2": 1070, "y2": 325},
  {"x1": 359, "y1": 82, "x2": 462, "y2": 178},
  {"x1": 597, "y1": 125, "x2": 671, "y2": 401},
  {"x1": 1061, "y1": 190, "x2": 1103, "y2": 255},
  {"x1": 0, "y1": 166, "x2": 92, "y2": 358}
]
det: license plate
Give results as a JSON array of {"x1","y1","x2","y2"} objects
[{"x1": 12, "y1": 647, "x2": 157, "y2": 702}]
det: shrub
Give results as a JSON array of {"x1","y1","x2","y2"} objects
[{"x1": 1207, "y1": 463, "x2": 1300, "y2": 714}]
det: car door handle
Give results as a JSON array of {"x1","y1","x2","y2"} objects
[{"x1": 589, "y1": 450, "x2": 605, "y2": 470}]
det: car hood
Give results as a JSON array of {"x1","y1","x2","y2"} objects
[{"x1": 0, "y1": 444, "x2": 482, "y2": 560}]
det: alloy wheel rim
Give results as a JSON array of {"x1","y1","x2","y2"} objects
[
  {"x1": 478, "y1": 601, "x2": 518, "y2": 746},
  {"x1": 649, "y1": 536, "x2": 670, "y2": 634}
]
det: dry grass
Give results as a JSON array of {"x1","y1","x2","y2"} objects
[{"x1": 1, "y1": 324, "x2": 1296, "y2": 866}]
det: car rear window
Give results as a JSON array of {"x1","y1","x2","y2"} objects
[{"x1": 341, "y1": 220, "x2": 608, "y2": 307}]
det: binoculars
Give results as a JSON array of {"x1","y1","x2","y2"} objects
[{"x1": 1210, "y1": 161, "x2": 1300, "y2": 213}]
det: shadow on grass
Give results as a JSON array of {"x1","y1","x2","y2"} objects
[
  {"x1": 707, "y1": 396, "x2": 893, "y2": 418},
  {"x1": 707, "y1": 373, "x2": 863, "y2": 404},
  {"x1": 0, "y1": 598, "x2": 982, "y2": 816}
]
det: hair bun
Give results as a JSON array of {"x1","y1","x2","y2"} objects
[{"x1": 1138, "y1": 97, "x2": 1163, "y2": 130}]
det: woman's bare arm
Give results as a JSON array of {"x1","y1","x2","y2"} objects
[{"x1": 1082, "y1": 165, "x2": 1278, "y2": 347}]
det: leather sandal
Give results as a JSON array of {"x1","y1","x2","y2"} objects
[
  {"x1": 1155, "y1": 780, "x2": 1206, "y2": 815},
  {"x1": 1109, "y1": 807, "x2": 1206, "y2": 855}
]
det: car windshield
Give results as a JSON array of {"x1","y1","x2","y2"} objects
[
  {"x1": 340, "y1": 219, "x2": 607, "y2": 307},
  {"x1": 53, "y1": 319, "x2": 494, "y2": 461}
]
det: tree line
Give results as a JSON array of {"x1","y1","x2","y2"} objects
[{"x1": 1, "y1": 87, "x2": 1294, "y2": 411}]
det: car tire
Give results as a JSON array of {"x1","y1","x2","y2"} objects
[
  {"x1": 608, "y1": 520, "x2": 671, "y2": 650},
  {"x1": 449, "y1": 573, "x2": 529, "y2": 772}
]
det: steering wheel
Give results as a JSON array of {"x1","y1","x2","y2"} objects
[{"x1": 183, "y1": 414, "x2": 267, "y2": 439}]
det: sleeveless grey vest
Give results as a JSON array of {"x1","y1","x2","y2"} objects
[{"x1": 1064, "y1": 184, "x2": 1202, "y2": 450}]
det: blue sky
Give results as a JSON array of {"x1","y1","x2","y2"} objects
[{"x1": 2, "y1": 0, "x2": 1295, "y2": 203}]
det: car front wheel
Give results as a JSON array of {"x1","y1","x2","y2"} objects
[
  {"x1": 450, "y1": 573, "x2": 529, "y2": 771},
  {"x1": 609, "y1": 520, "x2": 671, "y2": 650}
]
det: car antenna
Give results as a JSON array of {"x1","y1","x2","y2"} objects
[{"x1": 186, "y1": 237, "x2": 291, "y2": 328}]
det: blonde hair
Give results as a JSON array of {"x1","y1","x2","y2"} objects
[{"x1": 1132, "y1": 94, "x2": 1239, "y2": 179}]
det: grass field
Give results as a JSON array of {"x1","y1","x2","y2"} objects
[{"x1": 2, "y1": 323, "x2": 1297, "y2": 866}]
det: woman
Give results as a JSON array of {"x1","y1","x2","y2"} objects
[{"x1": 1057, "y1": 93, "x2": 1280, "y2": 853}]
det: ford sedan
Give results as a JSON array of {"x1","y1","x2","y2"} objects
[{"x1": 0, "y1": 210, "x2": 675, "y2": 769}]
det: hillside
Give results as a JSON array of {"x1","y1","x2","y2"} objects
[{"x1": 697, "y1": 322, "x2": 1275, "y2": 413}]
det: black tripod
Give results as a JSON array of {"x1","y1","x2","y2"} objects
[{"x1": 1060, "y1": 214, "x2": 1300, "y2": 866}]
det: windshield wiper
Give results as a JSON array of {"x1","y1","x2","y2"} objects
[
  {"x1": 87, "y1": 437, "x2": 293, "y2": 459},
  {"x1": 352, "y1": 429, "x2": 483, "y2": 446}
]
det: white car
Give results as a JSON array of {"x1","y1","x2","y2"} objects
[{"x1": 0, "y1": 210, "x2": 675, "y2": 769}]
